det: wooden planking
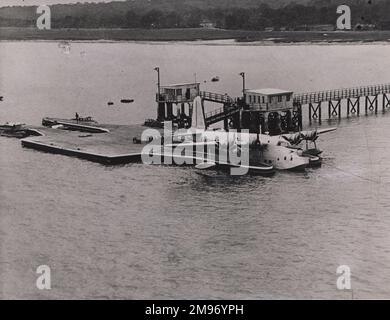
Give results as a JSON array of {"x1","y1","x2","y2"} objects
[{"x1": 294, "y1": 83, "x2": 390, "y2": 105}]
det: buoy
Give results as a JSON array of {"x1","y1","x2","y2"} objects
[
  {"x1": 121, "y1": 99, "x2": 134, "y2": 104},
  {"x1": 107, "y1": 102, "x2": 114, "y2": 106}
]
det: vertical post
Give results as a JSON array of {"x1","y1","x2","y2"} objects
[
  {"x1": 239, "y1": 72, "x2": 246, "y2": 129},
  {"x1": 298, "y1": 103, "x2": 303, "y2": 131},
  {"x1": 181, "y1": 103, "x2": 185, "y2": 116},
  {"x1": 375, "y1": 95, "x2": 378, "y2": 114},
  {"x1": 155, "y1": 67, "x2": 164, "y2": 121},
  {"x1": 239, "y1": 109, "x2": 243, "y2": 131},
  {"x1": 239, "y1": 72, "x2": 246, "y2": 99},
  {"x1": 338, "y1": 100, "x2": 341, "y2": 120},
  {"x1": 365, "y1": 96, "x2": 368, "y2": 115},
  {"x1": 309, "y1": 103, "x2": 312, "y2": 125},
  {"x1": 167, "y1": 102, "x2": 173, "y2": 120},
  {"x1": 154, "y1": 67, "x2": 161, "y2": 98},
  {"x1": 223, "y1": 103, "x2": 229, "y2": 130},
  {"x1": 318, "y1": 103, "x2": 322, "y2": 125},
  {"x1": 347, "y1": 98, "x2": 350, "y2": 116},
  {"x1": 328, "y1": 101, "x2": 331, "y2": 119},
  {"x1": 357, "y1": 97, "x2": 360, "y2": 116},
  {"x1": 383, "y1": 94, "x2": 386, "y2": 113}
]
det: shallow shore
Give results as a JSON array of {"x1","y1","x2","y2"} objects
[{"x1": 1, "y1": 27, "x2": 390, "y2": 43}]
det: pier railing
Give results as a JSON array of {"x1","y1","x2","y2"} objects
[
  {"x1": 157, "y1": 91, "x2": 234, "y2": 104},
  {"x1": 156, "y1": 93, "x2": 197, "y2": 103},
  {"x1": 200, "y1": 91, "x2": 234, "y2": 104},
  {"x1": 204, "y1": 105, "x2": 240, "y2": 125},
  {"x1": 294, "y1": 83, "x2": 390, "y2": 105}
]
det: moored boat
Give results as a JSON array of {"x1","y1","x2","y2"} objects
[
  {"x1": 0, "y1": 122, "x2": 24, "y2": 131},
  {"x1": 42, "y1": 116, "x2": 98, "y2": 127},
  {"x1": 0, "y1": 122, "x2": 40, "y2": 138}
]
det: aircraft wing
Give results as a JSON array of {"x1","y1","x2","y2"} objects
[
  {"x1": 300, "y1": 127, "x2": 337, "y2": 136},
  {"x1": 165, "y1": 141, "x2": 217, "y2": 148},
  {"x1": 316, "y1": 127, "x2": 337, "y2": 135}
]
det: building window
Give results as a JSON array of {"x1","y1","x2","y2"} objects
[
  {"x1": 278, "y1": 96, "x2": 282, "y2": 102},
  {"x1": 185, "y1": 88, "x2": 191, "y2": 99},
  {"x1": 287, "y1": 94, "x2": 291, "y2": 102}
]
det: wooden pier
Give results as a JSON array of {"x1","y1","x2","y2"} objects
[
  {"x1": 293, "y1": 83, "x2": 390, "y2": 124},
  {"x1": 192, "y1": 83, "x2": 390, "y2": 131}
]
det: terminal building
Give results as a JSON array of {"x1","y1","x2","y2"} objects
[
  {"x1": 244, "y1": 88, "x2": 294, "y2": 112},
  {"x1": 156, "y1": 82, "x2": 200, "y2": 128},
  {"x1": 240, "y1": 88, "x2": 297, "y2": 135},
  {"x1": 152, "y1": 80, "x2": 301, "y2": 134}
]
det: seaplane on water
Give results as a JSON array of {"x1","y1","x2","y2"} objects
[{"x1": 143, "y1": 96, "x2": 336, "y2": 175}]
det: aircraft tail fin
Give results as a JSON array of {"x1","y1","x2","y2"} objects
[{"x1": 191, "y1": 96, "x2": 206, "y2": 131}]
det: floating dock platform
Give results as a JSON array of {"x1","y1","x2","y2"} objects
[
  {"x1": 21, "y1": 124, "x2": 151, "y2": 165},
  {"x1": 19, "y1": 122, "x2": 275, "y2": 175}
]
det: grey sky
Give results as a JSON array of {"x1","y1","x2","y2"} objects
[{"x1": 0, "y1": 0, "x2": 126, "y2": 7}]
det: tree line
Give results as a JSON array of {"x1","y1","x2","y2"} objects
[{"x1": 1, "y1": 1, "x2": 390, "y2": 30}]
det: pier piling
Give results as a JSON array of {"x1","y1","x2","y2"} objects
[
  {"x1": 383, "y1": 94, "x2": 390, "y2": 112},
  {"x1": 347, "y1": 97, "x2": 360, "y2": 116},
  {"x1": 294, "y1": 83, "x2": 390, "y2": 123},
  {"x1": 328, "y1": 100, "x2": 341, "y2": 119},
  {"x1": 309, "y1": 102, "x2": 322, "y2": 124},
  {"x1": 365, "y1": 95, "x2": 378, "y2": 115}
]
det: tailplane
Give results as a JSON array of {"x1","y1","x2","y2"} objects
[{"x1": 191, "y1": 96, "x2": 206, "y2": 131}]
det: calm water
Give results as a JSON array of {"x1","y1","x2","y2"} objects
[{"x1": 1, "y1": 41, "x2": 390, "y2": 299}]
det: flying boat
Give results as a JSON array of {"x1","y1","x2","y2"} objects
[{"x1": 149, "y1": 96, "x2": 336, "y2": 173}]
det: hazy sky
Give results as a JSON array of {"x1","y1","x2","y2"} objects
[{"x1": 0, "y1": 0, "x2": 126, "y2": 7}]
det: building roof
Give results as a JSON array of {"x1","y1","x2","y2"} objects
[
  {"x1": 161, "y1": 82, "x2": 200, "y2": 89},
  {"x1": 246, "y1": 88, "x2": 293, "y2": 96}
]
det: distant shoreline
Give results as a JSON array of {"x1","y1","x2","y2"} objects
[{"x1": 1, "y1": 27, "x2": 390, "y2": 44}]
